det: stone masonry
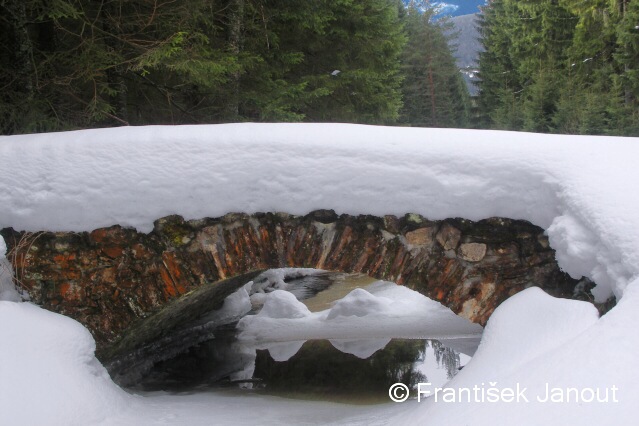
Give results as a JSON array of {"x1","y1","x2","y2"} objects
[{"x1": 1, "y1": 211, "x2": 585, "y2": 363}]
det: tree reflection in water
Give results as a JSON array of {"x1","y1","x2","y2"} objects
[
  {"x1": 254, "y1": 339, "x2": 427, "y2": 401},
  {"x1": 135, "y1": 336, "x2": 464, "y2": 404}
]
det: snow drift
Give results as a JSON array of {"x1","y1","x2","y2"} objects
[{"x1": 0, "y1": 302, "x2": 128, "y2": 426}]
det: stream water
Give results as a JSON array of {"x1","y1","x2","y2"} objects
[
  {"x1": 126, "y1": 271, "x2": 477, "y2": 405},
  {"x1": 133, "y1": 336, "x2": 468, "y2": 404}
]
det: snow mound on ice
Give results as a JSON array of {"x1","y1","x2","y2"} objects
[
  {"x1": 238, "y1": 282, "x2": 482, "y2": 347},
  {"x1": 256, "y1": 290, "x2": 311, "y2": 319},
  {"x1": 326, "y1": 288, "x2": 392, "y2": 319},
  {"x1": 0, "y1": 302, "x2": 127, "y2": 426}
]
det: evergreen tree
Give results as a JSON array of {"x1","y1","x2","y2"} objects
[
  {"x1": 0, "y1": 0, "x2": 248, "y2": 131},
  {"x1": 293, "y1": 0, "x2": 407, "y2": 124},
  {"x1": 552, "y1": 0, "x2": 623, "y2": 134},
  {"x1": 478, "y1": 0, "x2": 639, "y2": 135},
  {"x1": 612, "y1": 0, "x2": 639, "y2": 133},
  {"x1": 0, "y1": 0, "x2": 408, "y2": 134},
  {"x1": 400, "y1": 1, "x2": 470, "y2": 127},
  {"x1": 478, "y1": 0, "x2": 575, "y2": 133},
  {"x1": 476, "y1": 0, "x2": 524, "y2": 129}
]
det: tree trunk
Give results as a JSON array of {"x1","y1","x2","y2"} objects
[
  {"x1": 102, "y1": 2, "x2": 129, "y2": 125},
  {"x1": 7, "y1": 1, "x2": 34, "y2": 97},
  {"x1": 226, "y1": 0, "x2": 245, "y2": 121},
  {"x1": 621, "y1": 0, "x2": 632, "y2": 106},
  {"x1": 426, "y1": 29, "x2": 437, "y2": 126}
]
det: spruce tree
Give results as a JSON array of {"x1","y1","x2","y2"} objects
[
  {"x1": 0, "y1": 0, "x2": 408, "y2": 134},
  {"x1": 478, "y1": 0, "x2": 575, "y2": 132},
  {"x1": 400, "y1": 1, "x2": 470, "y2": 128},
  {"x1": 613, "y1": 0, "x2": 639, "y2": 134},
  {"x1": 477, "y1": 0, "x2": 524, "y2": 130},
  {"x1": 292, "y1": 0, "x2": 406, "y2": 124}
]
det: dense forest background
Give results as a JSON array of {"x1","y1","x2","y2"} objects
[
  {"x1": 1, "y1": 0, "x2": 638, "y2": 136},
  {"x1": 478, "y1": 0, "x2": 639, "y2": 136}
]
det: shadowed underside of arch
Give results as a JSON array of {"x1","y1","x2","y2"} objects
[{"x1": 1, "y1": 210, "x2": 587, "y2": 365}]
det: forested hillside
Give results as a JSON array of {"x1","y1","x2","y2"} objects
[
  {"x1": 0, "y1": 0, "x2": 468, "y2": 134},
  {"x1": 477, "y1": 0, "x2": 639, "y2": 136}
]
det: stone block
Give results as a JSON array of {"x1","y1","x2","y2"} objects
[
  {"x1": 405, "y1": 227, "x2": 433, "y2": 246},
  {"x1": 436, "y1": 224, "x2": 461, "y2": 250},
  {"x1": 460, "y1": 243, "x2": 487, "y2": 262}
]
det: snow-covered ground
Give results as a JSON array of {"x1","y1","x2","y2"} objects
[{"x1": 1, "y1": 123, "x2": 638, "y2": 425}]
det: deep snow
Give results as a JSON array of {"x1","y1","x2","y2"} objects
[
  {"x1": 1, "y1": 123, "x2": 638, "y2": 425},
  {"x1": 0, "y1": 301, "x2": 129, "y2": 425},
  {"x1": 1, "y1": 123, "x2": 637, "y2": 299}
]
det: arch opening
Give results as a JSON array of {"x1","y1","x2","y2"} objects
[{"x1": 123, "y1": 269, "x2": 478, "y2": 401}]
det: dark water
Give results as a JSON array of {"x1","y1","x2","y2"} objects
[
  {"x1": 125, "y1": 270, "x2": 471, "y2": 403},
  {"x1": 132, "y1": 336, "x2": 463, "y2": 404}
]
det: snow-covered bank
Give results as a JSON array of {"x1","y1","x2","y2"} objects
[
  {"x1": 0, "y1": 302, "x2": 128, "y2": 426},
  {"x1": 1, "y1": 123, "x2": 639, "y2": 425},
  {"x1": 396, "y1": 283, "x2": 639, "y2": 425}
]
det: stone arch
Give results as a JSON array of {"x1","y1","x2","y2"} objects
[{"x1": 1, "y1": 210, "x2": 584, "y2": 370}]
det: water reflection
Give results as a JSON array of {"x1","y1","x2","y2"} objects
[
  {"x1": 135, "y1": 335, "x2": 465, "y2": 404},
  {"x1": 255, "y1": 339, "x2": 431, "y2": 403},
  {"x1": 126, "y1": 270, "x2": 478, "y2": 403}
]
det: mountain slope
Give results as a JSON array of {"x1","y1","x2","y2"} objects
[{"x1": 450, "y1": 13, "x2": 483, "y2": 95}]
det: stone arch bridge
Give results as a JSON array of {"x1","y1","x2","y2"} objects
[{"x1": 1, "y1": 210, "x2": 587, "y2": 368}]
